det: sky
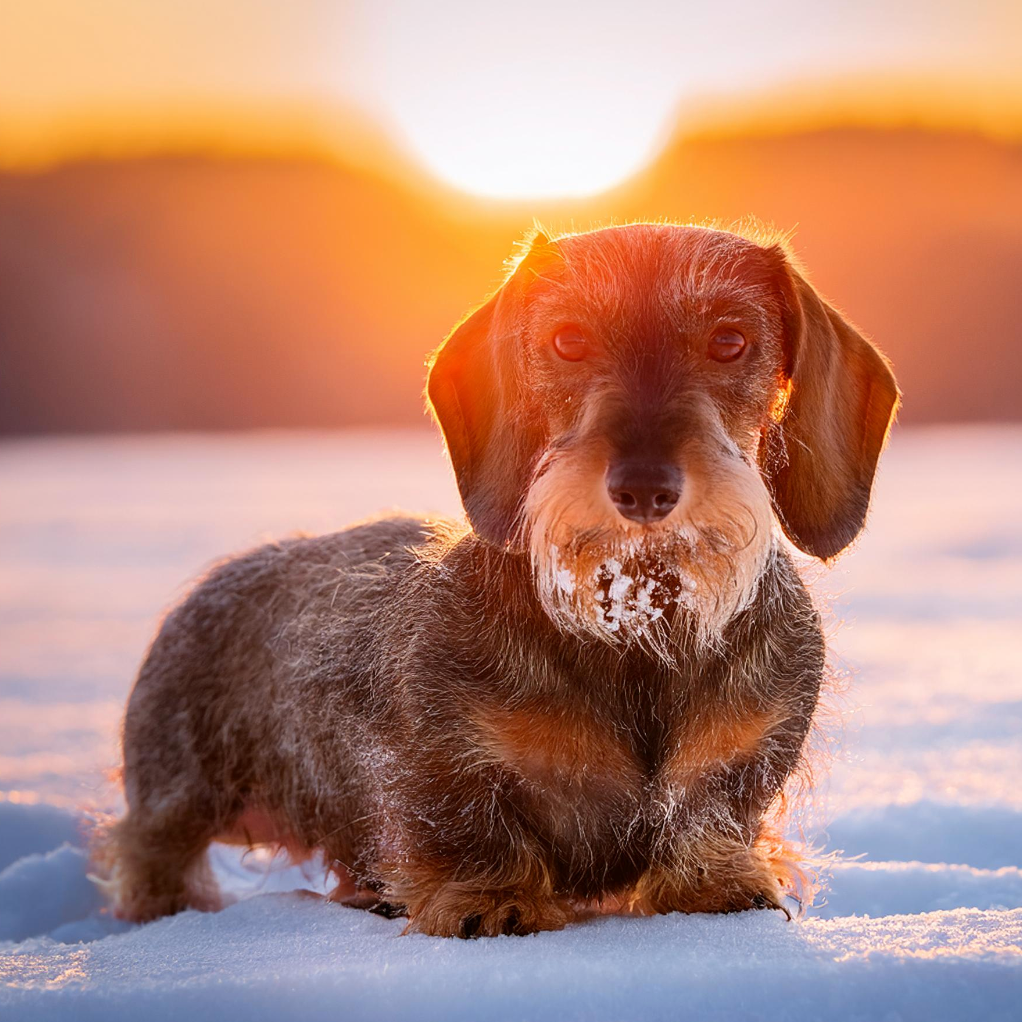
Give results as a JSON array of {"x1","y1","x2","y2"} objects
[{"x1": 1, "y1": 0, "x2": 1021, "y2": 196}]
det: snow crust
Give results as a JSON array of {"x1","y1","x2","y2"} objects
[
  {"x1": 2, "y1": 426, "x2": 1022, "y2": 1018},
  {"x1": 4, "y1": 894, "x2": 1021, "y2": 1022}
]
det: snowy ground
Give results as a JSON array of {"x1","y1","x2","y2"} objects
[{"x1": 1, "y1": 427, "x2": 1021, "y2": 1020}]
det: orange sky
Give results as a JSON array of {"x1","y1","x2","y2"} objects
[{"x1": 2, "y1": 0, "x2": 1021, "y2": 196}]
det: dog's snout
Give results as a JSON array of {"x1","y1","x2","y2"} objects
[{"x1": 606, "y1": 461, "x2": 682, "y2": 524}]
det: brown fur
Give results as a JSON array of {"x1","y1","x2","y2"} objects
[
  {"x1": 471, "y1": 704, "x2": 643, "y2": 792},
  {"x1": 94, "y1": 223, "x2": 898, "y2": 936},
  {"x1": 663, "y1": 708, "x2": 780, "y2": 786}
]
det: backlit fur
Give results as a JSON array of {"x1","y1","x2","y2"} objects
[{"x1": 93, "y1": 223, "x2": 898, "y2": 937}]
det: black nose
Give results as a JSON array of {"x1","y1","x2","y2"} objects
[{"x1": 606, "y1": 461, "x2": 683, "y2": 524}]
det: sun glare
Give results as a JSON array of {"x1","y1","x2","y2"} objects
[
  {"x1": 388, "y1": 97, "x2": 672, "y2": 200},
  {"x1": 2, "y1": 1, "x2": 1022, "y2": 195},
  {"x1": 358, "y1": 3, "x2": 695, "y2": 200},
  {"x1": 355, "y1": 0, "x2": 1022, "y2": 200}
]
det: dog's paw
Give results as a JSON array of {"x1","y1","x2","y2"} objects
[
  {"x1": 97, "y1": 869, "x2": 194, "y2": 923},
  {"x1": 332, "y1": 888, "x2": 409, "y2": 919},
  {"x1": 90, "y1": 859, "x2": 222, "y2": 923},
  {"x1": 750, "y1": 890, "x2": 794, "y2": 919},
  {"x1": 452, "y1": 904, "x2": 541, "y2": 938},
  {"x1": 634, "y1": 848, "x2": 795, "y2": 918},
  {"x1": 404, "y1": 886, "x2": 572, "y2": 938},
  {"x1": 716, "y1": 878, "x2": 790, "y2": 916}
]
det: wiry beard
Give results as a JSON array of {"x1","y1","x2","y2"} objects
[
  {"x1": 535, "y1": 526, "x2": 769, "y2": 662},
  {"x1": 552, "y1": 541, "x2": 689, "y2": 636}
]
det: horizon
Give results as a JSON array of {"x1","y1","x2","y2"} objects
[
  {"x1": 1, "y1": 83, "x2": 1020, "y2": 207},
  {"x1": 3, "y1": 124, "x2": 1020, "y2": 436}
]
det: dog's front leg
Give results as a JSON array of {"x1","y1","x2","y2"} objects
[
  {"x1": 377, "y1": 766, "x2": 574, "y2": 937},
  {"x1": 636, "y1": 729, "x2": 809, "y2": 917}
]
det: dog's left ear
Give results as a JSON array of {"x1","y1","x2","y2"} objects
[
  {"x1": 427, "y1": 233, "x2": 552, "y2": 549},
  {"x1": 762, "y1": 252, "x2": 900, "y2": 560}
]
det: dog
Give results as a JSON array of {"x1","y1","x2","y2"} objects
[{"x1": 95, "y1": 222, "x2": 899, "y2": 936}]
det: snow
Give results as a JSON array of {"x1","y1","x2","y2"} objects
[
  {"x1": 825, "y1": 800, "x2": 1022, "y2": 870},
  {"x1": 3, "y1": 897, "x2": 1021, "y2": 1022},
  {"x1": 818, "y1": 860, "x2": 1022, "y2": 920},
  {"x1": 2, "y1": 425, "x2": 1022, "y2": 1018}
]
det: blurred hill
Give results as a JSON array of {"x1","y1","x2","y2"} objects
[{"x1": 1, "y1": 125, "x2": 1020, "y2": 433}]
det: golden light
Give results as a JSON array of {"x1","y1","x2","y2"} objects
[
  {"x1": 355, "y1": 0, "x2": 1022, "y2": 200},
  {"x1": 1, "y1": 0, "x2": 1022, "y2": 196},
  {"x1": 357, "y1": 2, "x2": 692, "y2": 199},
  {"x1": 382, "y1": 87, "x2": 672, "y2": 200}
]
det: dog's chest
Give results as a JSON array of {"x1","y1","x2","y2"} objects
[
  {"x1": 470, "y1": 703, "x2": 642, "y2": 801},
  {"x1": 467, "y1": 685, "x2": 773, "y2": 899},
  {"x1": 471, "y1": 688, "x2": 771, "y2": 819}
]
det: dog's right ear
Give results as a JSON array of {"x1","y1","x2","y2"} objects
[
  {"x1": 427, "y1": 232, "x2": 554, "y2": 549},
  {"x1": 761, "y1": 251, "x2": 900, "y2": 560}
]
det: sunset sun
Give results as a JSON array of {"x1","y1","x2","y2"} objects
[
  {"x1": 358, "y1": 2, "x2": 691, "y2": 199},
  {"x1": 382, "y1": 84, "x2": 675, "y2": 199}
]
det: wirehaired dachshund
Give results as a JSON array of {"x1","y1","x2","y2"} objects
[{"x1": 96, "y1": 223, "x2": 899, "y2": 936}]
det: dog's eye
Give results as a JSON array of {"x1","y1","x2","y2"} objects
[
  {"x1": 552, "y1": 325, "x2": 588, "y2": 362},
  {"x1": 707, "y1": 330, "x2": 747, "y2": 362}
]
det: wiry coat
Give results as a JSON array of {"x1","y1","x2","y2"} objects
[{"x1": 97, "y1": 223, "x2": 898, "y2": 936}]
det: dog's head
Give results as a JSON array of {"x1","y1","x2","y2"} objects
[{"x1": 428, "y1": 224, "x2": 898, "y2": 651}]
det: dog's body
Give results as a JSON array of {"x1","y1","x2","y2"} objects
[{"x1": 99, "y1": 224, "x2": 898, "y2": 936}]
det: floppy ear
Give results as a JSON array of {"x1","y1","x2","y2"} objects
[
  {"x1": 427, "y1": 234, "x2": 552, "y2": 548},
  {"x1": 762, "y1": 255, "x2": 900, "y2": 560}
]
